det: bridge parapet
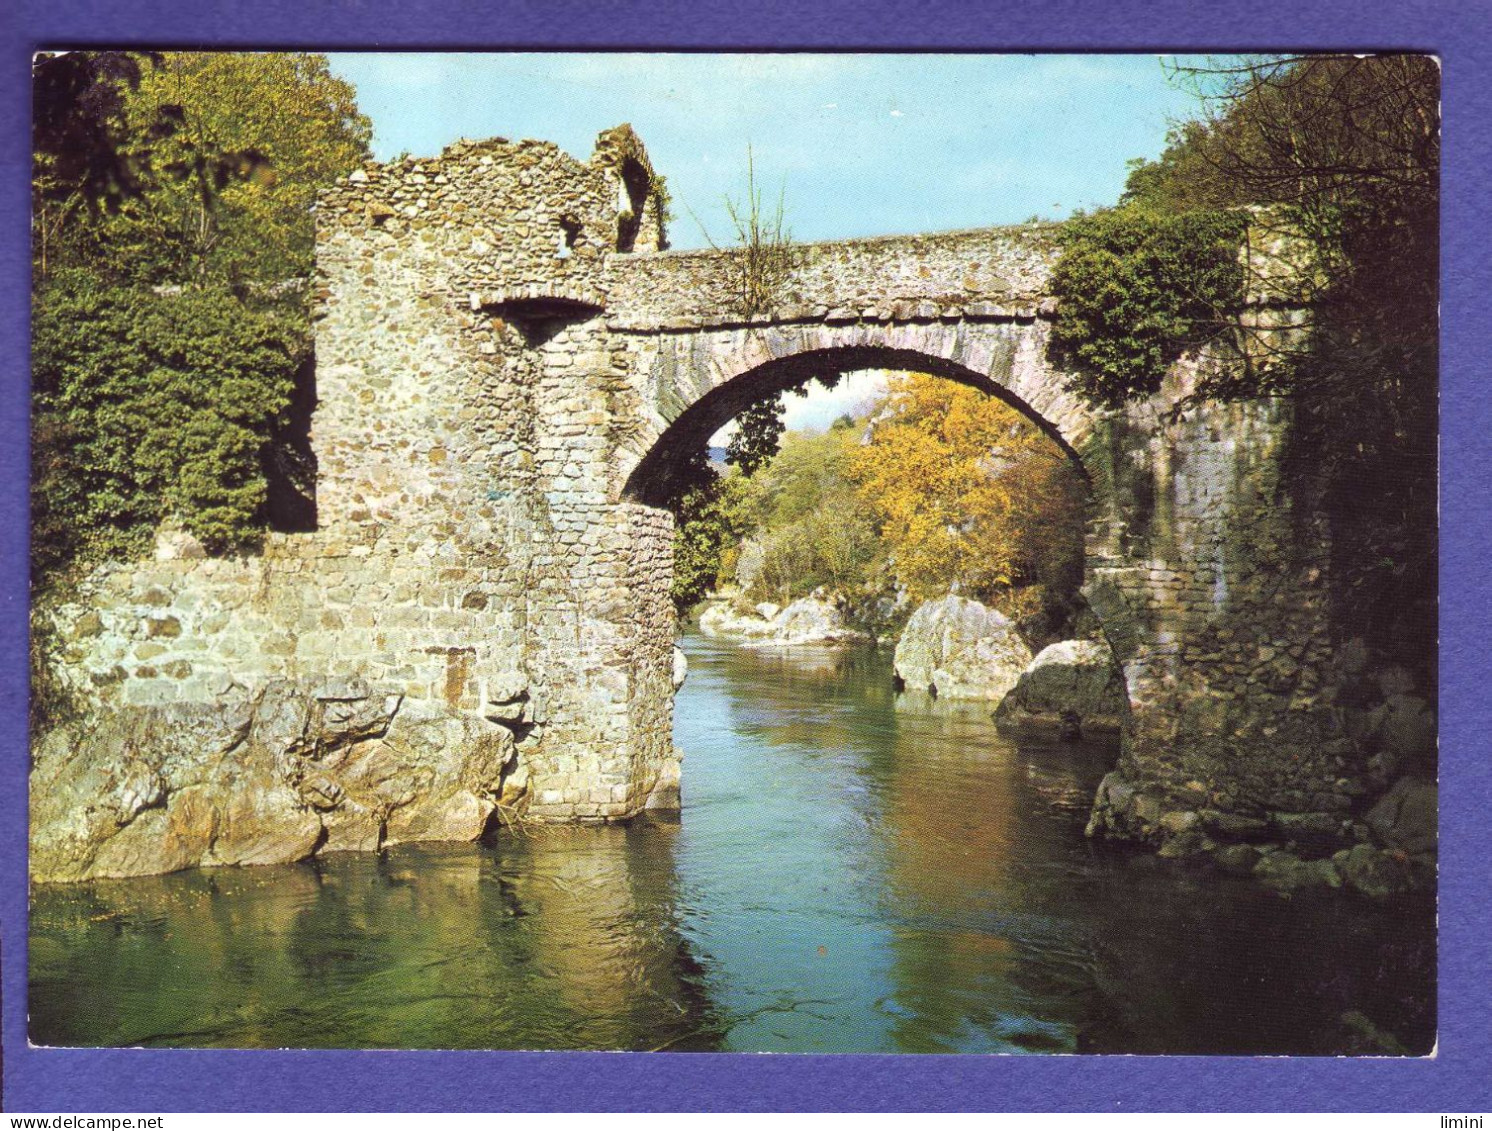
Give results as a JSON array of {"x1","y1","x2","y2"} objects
[{"x1": 605, "y1": 224, "x2": 1061, "y2": 332}]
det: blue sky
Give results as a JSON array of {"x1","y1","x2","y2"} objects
[{"x1": 326, "y1": 53, "x2": 1218, "y2": 430}]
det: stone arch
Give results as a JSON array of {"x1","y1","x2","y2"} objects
[
  {"x1": 616, "y1": 326, "x2": 1099, "y2": 507},
  {"x1": 610, "y1": 331, "x2": 1135, "y2": 813}
]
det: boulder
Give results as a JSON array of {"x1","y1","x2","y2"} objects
[
  {"x1": 1333, "y1": 844, "x2": 1415, "y2": 899},
  {"x1": 383, "y1": 790, "x2": 495, "y2": 846},
  {"x1": 894, "y1": 595, "x2": 1032, "y2": 700},
  {"x1": 1364, "y1": 694, "x2": 1437, "y2": 777},
  {"x1": 1212, "y1": 843, "x2": 1263, "y2": 876},
  {"x1": 671, "y1": 646, "x2": 688, "y2": 691},
  {"x1": 698, "y1": 597, "x2": 868, "y2": 647},
  {"x1": 770, "y1": 597, "x2": 864, "y2": 645},
  {"x1": 1364, "y1": 776, "x2": 1437, "y2": 855},
  {"x1": 994, "y1": 639, "x2": 1126, "y2": 737},
  {"x1": 1253, "y1": 848, "x2": 1343, "y2": 893},
  {"x1": 698, "y1": 602, "x2": 777, "y2": 641}
]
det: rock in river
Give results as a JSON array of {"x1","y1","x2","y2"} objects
[
  {"x1": 698, "y1": 596, "x2": 869, "y2": 647},
  {"x1": 893, "y1": 595, "x2": 1032, "y2": 701},
  {"x1": 995, "y1": 638, "x2": 1126, "y2": 737}
]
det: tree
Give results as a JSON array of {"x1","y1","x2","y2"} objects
[
  {"x1": 31, "y1": 51, "x2": 164, "y2": 277},
  {"x1": 30, "y1": 51, "x2": 372, "y2": 590},
  {"x1": 847, "y1": 374, "x2": 1085, "y2": 619},
  {"x1": 32, "y1": 273, "x2": 302, "y2": 576},
  {"x1": 738, "y1": 424, "x2": 881, "y2": 608},
  {"x1": 664, "y1": 451, "x2": 752, "y2": 615},
  {"x1": 1126, "y1": 54, "x2": 1437, "y2": 355},
  {"x1": 111, "y1": 52, "x2": 371, "y2": 286}
]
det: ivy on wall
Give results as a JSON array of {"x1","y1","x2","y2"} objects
[{"x1": 1048, "y1": 208, "x2": 1248, "y2": 408}]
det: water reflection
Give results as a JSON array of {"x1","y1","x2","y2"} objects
[
  {"x1": 30, "y1": 633, "x2": 1433, "y2": 1054},
  {"x1": 673, "y1": 635, "x2": 1432, "y2": 1055},
  {"x1": 31, "y1": 828, "x2": 715, "y2": 1050}
]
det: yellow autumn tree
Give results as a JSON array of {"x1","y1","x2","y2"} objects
[{"x1": 848, "y1": 373, "x2": 1086, "y2": 618}]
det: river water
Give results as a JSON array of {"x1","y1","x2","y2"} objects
[{"x1": 30, "y1": 634, "x2": 1434, "y2": 1053}]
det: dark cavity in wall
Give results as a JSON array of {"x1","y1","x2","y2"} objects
[
  {"x1": 556, "y1": 215, "x2": 581, "y2": 259},
  {"x1": 616, "y1": 158, "x2": 651, "y2": 252},
  {"x1": 263, "y1": 351, "x2": 318, "y2": 532}
]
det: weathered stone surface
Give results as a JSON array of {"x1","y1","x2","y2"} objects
[
  {"x1": 698, "y1": 602, "x2": 778, "y2": 641},
  {"x1": 29, "y1": 679, "x2": 518, "y2": 882},
  {"x1": 994, "y1": 638, "x2": 1125, "y2": 737},
  {"x1": 768, "y1": 597, "x2": 866, "y2": 646},
  {"x1": 671, "y1": 646, "x2": 688, "y2": 691},
  {"x1": 383, "y1": 790, "x2": 495, "y2": 846},
  {"x1": 698, "y1": 596, "x2": 868, "y2": 646},
  {"x1": 894, "y1": 595, "x2": 1032, "y2": 701},
  {"x1": 1365, "y1": 694, "x2": 1437, "y2": 776},
  {"x1": 1365, "y1": 777, "x2": 1437, "y2": 855}
]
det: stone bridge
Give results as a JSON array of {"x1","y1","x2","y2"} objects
[{"x1": 32, "y1": 126, "x2": 1355, "y2": 882}]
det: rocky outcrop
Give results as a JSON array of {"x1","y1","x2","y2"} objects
[
  {"x1": 697, "y1": 596, "x2": 869, "y2": 647},
  {"x1": 31, "y1": 679, "x2": 521, "y2": 884},
  {"x1": 1085, "y1": 764, "x2": 1436, "y2": 900},
  {"x1": 893, "y1": 595, "x2": 1032, "y2": 701},
  {"x1": 698, "y1": 602, "x2": 775, "y2": 641},
  {"x1": 1364, "y1": 776, "x2": 1436, "y2": 855},
  {"x1": 994, "y1": 639, "x2": 1126, "y2": 738}
]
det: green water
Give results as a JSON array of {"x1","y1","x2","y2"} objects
[{"x1": 29, "y1": 634, "x2": 1434, "y2": 1052}]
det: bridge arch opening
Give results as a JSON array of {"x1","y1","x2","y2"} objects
[
  {"x1": 622, "y1": 346, "x2": 1090, "y2": 512},
  {"x1": 619, "y1": 344, "x2": 1127, "y2": 740},
  {"x1": 605, "y1": 337, "x2": 1127, "y2": 835}
]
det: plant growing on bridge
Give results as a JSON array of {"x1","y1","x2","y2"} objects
[
  {"x1": 724, "y1": 146, "x2": 795, "y2": 317},
  {"x1": 692, "y1": 145, "x2": 797, "y2": 320},
  {"x1": 1048, "y1": 207, "x2": 1248, "y2": 408}
]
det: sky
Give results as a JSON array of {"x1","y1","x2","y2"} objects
[{"x1": 326, "y1": 52, "x2": 1217, "y2": 433}]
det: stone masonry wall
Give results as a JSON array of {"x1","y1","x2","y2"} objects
[
  {"x1": 1082, "y1": 351, "x2": 1357, "y2": 851},
  {"x1": 33, "y1": 127, "x2": 676, "y2": 882},
  {"x1": 606, "y1": 225, "x2": 1059, "y2": 331}
]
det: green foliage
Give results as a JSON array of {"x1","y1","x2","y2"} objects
[
  {"x1": 1048, "y1": 208, "x2": 1247, "y2": 408},
  {"x1": 724, "y1": 397, "x2": 787, "y2": 476},
  {"x1": 668, "y1": 376, "x2": 1087, "y2": 638},
  {"x1": 737, "y1": 426, "x2": 881, "y2": 608},
  {"x1": 32, "y1": 52, "x2": 157, "y2": 212},
  {"x1": 650, "y1": 173, "x2": 675, "y2": 243},
  {"x1": 113, "y1": 52, "x2": 372, "y2": 286},
  {"x1": 30, "y1": 51, "x2": 371, "y2": 592},
  {"x1": 664, "y1": 452, "x2": 751, "y2": 615},
  {"x1": 32, "y1": 271, "x2": 302, "y2": 577}
]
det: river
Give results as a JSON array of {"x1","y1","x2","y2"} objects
[{"x1": 29, "y1": 633, "x2": 1434, "y2": 1053}]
